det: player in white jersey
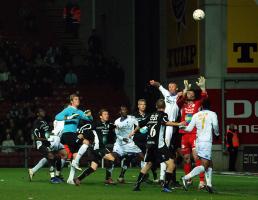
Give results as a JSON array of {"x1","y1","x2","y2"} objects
[
  {"x1": 149, "y1": 80, "x2": 180, "y2": 183},
  {"x1": 113, "y1": 105, "x2": 143, "y2": 183},
  {"x1": 181, "y1": 99, "x2": 219, "y2": 193}
]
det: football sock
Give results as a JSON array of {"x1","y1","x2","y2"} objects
[
  {"x1": 135, "y1": 172, "x2": 146, "y2": 188},
  {"x1": 74, "y1": 144, "x2": 88, "y2": 163},
  {"x1": 67, "y1": 166, "x2": 76, "y2": 181},
  {"x1": 164, "y1": 172, "x2": 173, "y2": 188},
  {"x1": 184, "y1": 165, "x2": 205, "y2": 180},
  {"x1": 205, "y1": 167, "x2": 213, "y2": 187},
  {"x1": 78, "y1": 167, "x2": 95, "y2": 181},
  {"x1": 160, "y1": 162, "x2": 166, "y2": 181},
  {"x1": 105, "y1": 161, "x2": 114, "y2": 180},
  {"x1": 196, "y1": 159, "x2": 205, "y2": 182},
  {"x1": 184, "y1": 163, "x2": 191, "y2": 175},
  {"x1": 32, "y1": 157, "x2": 47, "y2": 173}
]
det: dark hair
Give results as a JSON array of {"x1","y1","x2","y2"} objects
[
  {"x1": 156, "y1": 99, "x2": 166, "y2": 109},
  {"x1": 202, "y1": 98, "x2": 210, "y2": 110},
  {"x1": 99, "y1": 108, "x2": 109, "y2": 116}
]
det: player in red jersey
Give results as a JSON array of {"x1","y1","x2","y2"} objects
[{"x1": 177, "y1": 76, "x2": 207, "y2": 189}]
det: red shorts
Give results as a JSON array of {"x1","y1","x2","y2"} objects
[{"x1": 181, "y1": 133, "x2": 196, "y2": 155}]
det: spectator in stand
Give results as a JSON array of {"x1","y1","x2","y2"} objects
[
  {"x1": 1, "y1": 133, "x2": 15, "y2": 153},
  {"x1": 64, "y1": 69, "x2": 78, "y2": 85}
]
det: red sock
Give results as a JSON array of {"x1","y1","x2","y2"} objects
[
  {"x1": 195, "y1": 159, "x2": 205, "y2": 182},
  {"x1": 64, "y1": 145, "x2": 72, "y2": 160},
  {"x1": 184, "y1": 163, "x2": 191, "y2": 175}
]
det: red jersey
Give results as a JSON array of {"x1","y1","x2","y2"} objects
[{"x1": 177, "y1": 92, "x2": 208, "y2": 134}]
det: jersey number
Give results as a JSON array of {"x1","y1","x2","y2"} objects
[{"x1": 150, "y1": 124, "x2": 157, "y2": 137}]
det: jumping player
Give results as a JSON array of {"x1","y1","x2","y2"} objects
[
  {"x1": 177, "y1": 76, "x2": 207, "y2": 189},
  {"x1": 181, "y1": 99, "x2": 219, "y2": 193},
  {"x1": 129, "y1": 99, "x2": 183, "y2": 192}
]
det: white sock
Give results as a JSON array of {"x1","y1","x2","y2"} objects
[
  {"x1": 61, "y1": 159, "x2": 66, "y2": 168},
  {"x1": 184, "y1": 165, "x2": 205, "y2": 180},
  {"x1": 32, "y1": 158, "x2": 48, "y2": 173},
  {"x1": 67, "y1": 166, "x2": 76, "y2": 180},
  {"x1": 74, "y1": 144, "x2": 88, "y2": 163},
  {"x1": 160, "y1": 162, "x2": 166, "y2": 181},
  {"x1": 140, "y1": 161, "x2": 146, "y2": 168},
  {"x1": 205, "y1": 167, "x2": 213, "y2": 187}
]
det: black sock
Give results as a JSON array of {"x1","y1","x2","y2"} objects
[
  {"x1": 135, "y1": 172, "x2": 145, "y2": 188},
  {"x1": 105, "y1": 161, "x2": 114, "y2": 180},
  {"x1": 56, "y1": 158, "x2": 61, "y2": 172},
  {"x1": 171, "y1": 168, "x2": 177, "y2": 183},
  {"x1": 151, "y1": 167, "x2": 157, "y2": 180},
  {"x1": 119, "y1": 167, "x2": 127, "y2": 178},
  {"x1": 78, "y1": 167, "x2": 95, "y2": 181},
  {"x1": 164, "y1": 172, "x2": 173, "y2": 188},
  {"x1": 48, "y1": 159, "x2": 55, "y2": 178}
]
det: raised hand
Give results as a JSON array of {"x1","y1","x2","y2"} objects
[
  {"x1": 196, "y1": 76, "x2": 206, "y2": 91},
  {"x1": 183, "y1": 80, "x2": 191, "y2": 93}
]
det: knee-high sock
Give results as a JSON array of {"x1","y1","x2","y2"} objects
[
  {"x1": 67, "y1": 166, "x2": 76, "y2": 181},
  {"x1": 205, "y1": 167, "x2": 213, "y2": 187},
  {"x1": 171, "y1": 167, "x2": 177, "y2": 183},
  {"x1": 32, "y1": 157, "x2": 47, "y2": 173},
  {"x1": 196, "y1": 159, "x2": 205, "y2": 182},
  {"x1": 48, "y1": 159, "x2": 55, "y2": 178},
  {"x1": 184, "y1": 165, "x2": 205, "y2": 180},
  {"x1": 164, "y1": 172, "x2": 173, "y2": 188},
  {"x1": 160, "y1": 162, "x2": 166, "y2": 181},
  {"x1": 151, "y1": 165, "x2": 158, "y2": 180},
  {"x1": 105, "y1": 161, "x2": 114, "y2": 180},
  {"x1": 184, "y1": 162, "x2": 191, "y2": 175},
  {"x1": 135, "y1": 172, "x2": 146, "y2": 188},
  {"x1": 78, "y1": 167, "x2": 95, "y2": 181},
  {"x1": 55, "y1": 158, "x2": 61, "y2": 176},
  {"x1": 74, "y1": 144, "x2": 88, "y2": 163}
]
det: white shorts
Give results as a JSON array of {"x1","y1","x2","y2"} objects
[
  {"x1": 52, "y1": 120, "x2": 64, "y2": 137},
  {"x1": 113, "y1": 141, "x2": 142, "y2": 157},
  {"x1": 196, "y1": 141, "x2": 212, "y2": 161},
  {"x1": 49, "y1": 135, "x2": 64, "y2": 151}
]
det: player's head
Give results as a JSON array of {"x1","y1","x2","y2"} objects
[
  {"x1": 201, "y1": 98, "x2": 210, "y2": 110},
  {"x1": 137, "y1": 99, "x2": 146, "y2": 113},
  {"x1": 156, "y1": 99, "x2": 166, "y2": 111},
  {"x1": 99, "y1": 108, "x2": 109, "y2": 122},
  {"x1": 69, "y1": 93, "x2": 80, "y2": 107},
  {"x1": 120, "y1": 105, "x2": 128, "y2": 117},
  {"x1": 186, "y1": 89, "x2": 196, "y2": 101},
  {"x1": 168, "y1": 82, "x2": 178, "y2": 94},
  {"x1": 37, "y1": 108, "x2": 46, "y2": 118}
]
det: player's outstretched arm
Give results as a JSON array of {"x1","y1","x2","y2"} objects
[
  {"x1": 128, "y1": 126, "x2": 140, "y2": 138},
  {"x1": 149, "y1": 80, "x2": 161, "y2": 88},
  {"x1": 165, "y1": 121, "x2": 185, "y2": 127}
]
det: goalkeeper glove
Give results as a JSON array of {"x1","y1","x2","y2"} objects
[
  {"x1": 183, "y1": 80, "x2": 191, "y2": 93},
  {"x1": 196, "y1": 76, "x2": 206, "y2": 91},
  {"x1": 66, "y1": 113, "x2": 79, "y2": 120}
]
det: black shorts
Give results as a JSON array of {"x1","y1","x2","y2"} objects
[
  {"x1": 86, "y1": 147, "x2": 110, "y2": 164},
  {"x1": 61, "y1": 132, "x2": 80, "y2": 154},
  {"x1": 144, "y1": 145, "x2": 170, "y2": 164},
  {"x1": 38, "y1": 145, "x2": 51, "y2": 157},
  {"x1": 82, "y1": 130, "x2": 95, "y2": 144},
  {"x1": 134, "y1": 140, "x2": 147, "y2": 154}
]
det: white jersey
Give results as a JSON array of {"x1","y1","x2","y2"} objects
[
  {"x1": 184, "y1": 110, "x2": 219, "y2": 142},
  {"x1": 52, "y1": 120, "x2": 64, "y2": 137},
  {"x1": 114, "y1": 115, "x2": 138, "y2": 145},
  {"x1": 159, "y1": 85, "x2": 179, "y2": 121}
]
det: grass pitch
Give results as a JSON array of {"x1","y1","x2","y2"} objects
[{"x1": 0, "y1": 168, "x2": 257, "y2": 200}]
